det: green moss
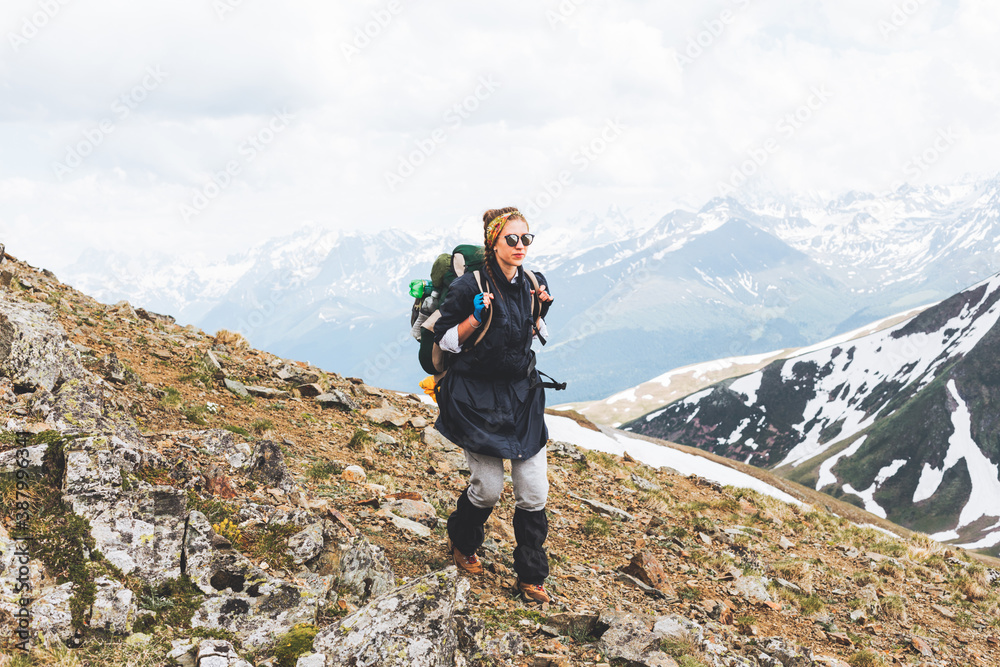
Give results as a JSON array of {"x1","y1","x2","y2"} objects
[
  {"x1": 273, "y1": 624, "x2": 319, "y2": 667},
  {"x1": 137, "y1": 576, "x2": 205, "y2": 630},
  {"x1": 161, "y1": 386, "x2": 182, "y2": 408},
  {"x1": 187, "y1": 490, "x2": 238, "y2": 525},
  {"x1": 347, "y1": 428, "x2": 373, "y2": 450},
  {"x1": 582, "y1": 516, "x2": 610, "y2": 537},
  {"x1": 223, "y1": 424, "x2": 251, "y2": 438}
]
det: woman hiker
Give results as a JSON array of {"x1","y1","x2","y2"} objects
[{"x1": 433, "y1": 207, "x2": 554, "y2": 603}]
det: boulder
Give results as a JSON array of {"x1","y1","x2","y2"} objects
[
  {"x1": 89, "y1": 576, "x2": 136, "y2": 635},
  {"x1": 224, "y1": 379, "x2": 250, "y2": 398},
  {"x1": 107, "y1": 300, "x2": 138, "y2": 321},
  {"x1": 287, "y1": 522, "x2": 326, "y2": 566},
  {"x1": 383, "y1": 499, "x2": 438, "y2": 527},
  {"x1": 365, "y1": 401, "x2": 408, "y2": 427},
  {"x1": 733, "y1": 575, "x2": 772, "y2": 603},
  {"x1": 0, "y1": 294, "x2": 83, "y2": 392},
  {"x1": 312, "y1": 568, "x2": 469, "y2": 666},
  {"x1": 135, "y1": 307, "x2": 176, "y2": 325},
  {"x1": 297, "y1": 383, "x2": 323, "y2": 398},
  {"x1": 196, "y1": 639, "x2": 253, "y2": 667},
  {"x1": 315, "y1": 391, "x2": 360, "y2": 412},
  {"x1": 246, "y1": 386, "x2": 291, "y2": 400},
  {"x1": 317, "y1": 536, "x2": 395, "y2": 603},
  {"x1": 99, "y1": 352, "x2": 131, "y2": 384},
  {"x1": 596, "y1": 610, "x2": 661, "y2": 665},
  {"x1": 185, "y1": 512, "x2": 332, "y2": 648},
  {"x1": 247, "y1": 440, "x2": 296, "y2": 492},
  {"x1": 62, "y1": 436, "x2": 186, "y2": 583}
]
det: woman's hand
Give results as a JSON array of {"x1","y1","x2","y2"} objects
[
  {"x1": 532, "y1": 284, "x2": 553, "y2": 304},
  {"x1": 473, "y1": 292, "x2": 493, "y2": 322}
]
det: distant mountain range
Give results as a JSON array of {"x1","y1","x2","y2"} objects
[
  {"x1": 62, "y1": 177, "x2": 1000, "y2": 402},
  {"x1": 622, "y1": 272, "x2": 1000, "y2": 556}
]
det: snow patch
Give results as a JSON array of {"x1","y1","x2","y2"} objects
[{"x1": 546, "y1": 415, "x2": 801, "y2": 505}]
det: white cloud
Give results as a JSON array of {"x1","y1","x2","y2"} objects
[{"x1": 0, "y1": 0, "x2": 998, "y2": 274}]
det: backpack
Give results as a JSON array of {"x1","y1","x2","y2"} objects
[{"x1": 409, "y1": 244, "x2": 547, "y2": 377}]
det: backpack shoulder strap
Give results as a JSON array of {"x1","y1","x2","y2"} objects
[
  {"x1": 523, "y1": 269, "x2": 547, "y2": 345},
  {"x1": 471, "y1": 270, "x2": 492, "y2": 346},
  {"x1": 523, "y1": 270, "x2": 542, "y2": 323}
]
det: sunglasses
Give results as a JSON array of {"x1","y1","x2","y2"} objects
[{"x1": 501, "y1": 233, "x2": 534, "y2": 247}]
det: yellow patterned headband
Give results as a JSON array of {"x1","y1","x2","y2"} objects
[{"x1": 486, "y1": 210, "x2": 527, "y2": 248}]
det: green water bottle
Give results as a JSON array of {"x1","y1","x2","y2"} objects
[{"x1": 409, "y1": 279, "x2": 434, "y2": 299}]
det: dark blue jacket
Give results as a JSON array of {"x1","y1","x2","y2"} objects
[{"x1": 433, "y1": 258, "x2": 549, "y2": 460}]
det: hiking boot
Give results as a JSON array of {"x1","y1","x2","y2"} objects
[
  {"x1": 516, "y1": 579, "x2": 550, "y2": 604},
  {"x1": 448, "y1": 539, "x2": 483, "y2": 575}
]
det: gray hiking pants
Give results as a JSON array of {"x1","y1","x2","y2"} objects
[{"x1": 465, "y1": 446, "x2": 548, "y2": 511}]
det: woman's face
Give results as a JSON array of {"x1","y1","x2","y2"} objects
[{"x1": 493, "y1": 218, "x2": 529, "y2": 270}]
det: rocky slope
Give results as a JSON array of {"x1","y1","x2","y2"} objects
[
  {"x1": 1, "y1": 250, "x2": 999, "y2": 667},
  {"x1": 623, "y1": 271, "x2": 1000, "y2": 558}
]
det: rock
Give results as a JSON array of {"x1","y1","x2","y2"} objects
[
  {"x1": 312, "y1": 568, "x2": 470, "y2": 666},
  {"x1": 342, "y1": 465, "x2": 367, "y2": 483},
  {"x1": 758, "y1": 637, "x2": 813, "y2": 666},
  {"x1": 548, "y1": 440, "x2": 585, "y2": 461},
  {"x1": 652, "y1": 614, "x2": 703, "y2": 643},
  {"x1": 533, "y1": 655, "x2": 573, "y2": 667},
  {"x1": 320, "y1": 536, "x2": 395, "y2": 603},
  {"x1": 316, "y1": 390, "x2": 360, "y2": 412},
  {"x1": 150, "y1": 346, "x2": 173, "y2": 360},
  {"x1": 371, "y1": 431, "x2": 397, "y2": 446},
  {"x1": 409, "y1": 415, "x2": 428, "y2": 429},
  {"x1": 297, "y1": 383, "x2": 323, "y2": 398},
  {"x1": 196, "y1": 639, "x2": 253, "y2": 667},
  {"x1": 630, "y1": 472, "x2": 661, "y2": 491},
  {"x1": 0, "y1": 294, "x2": 84, "y2": 392},
  {"x1": 623, "y1": 551, "x2": 674, "y2": 596},
  {"x1": 287, "y1": 522, "x2": 326, "y2": 566},
  {"x1": 107, "y1": 300, "x2": 138, "y2": 321},
  {"x1": 224, "y1": 378, "x2": 250, "y2": 398},
  {"x1": 932, "y1": 603, "x2": 956, "y2": 619},
  {"x1": 203, "y1": 350, "x2": 226, "y2": 378},
  {"x1": 381, "y1": 510, "x2": 432, "y2": 538},
  {"x1": 0, "y1": 443, "x2": 47, "y2": 472},
  {"x1": 167, "y1": 641, "x2": 197, "y2": 667},
  {"x1": 422, "y1": 427, "x2": 458, "y2": 450},
  {"x1": 545, "y1": 612, "x2": 598, "y2": 637},
  {"x1": 62, "y1": 436, "x2": 186, "y2": 583},
  {"x1": 569, "y1": 493, "x2": 635, "y2": 521},
  {"x1": 16, "y1": 582, "x2": 75, "y2": 644},
  {"x1": 617, "y1": 572, "x2": 666, "y2": 599},
  {"x1": 204, "y1": 466, "x2": 239, "y2": 499},
  {"x1": 911, "y1": 636, "x2": 934, "y2": 657},
  {"x1": 295, "y1": 654, "x2": 327, "y2": 667},
  {"x1": 247, "y1": 440, "x2": 296, "y2": 492},
  {"x1": 779, "y1": 536, "x2": 795, "y2": 550},
  {"x1": 100, "y1": 352, "x2": 132, "y2": 384},
  {"x1": 813, "y1": 657, "x2": 851, "y2": 667},
  {"x1": 186, "y1": 512, "x2": 332, "y2": 647},
  {"x1": 89, "y1": 576, "x2": 136, "y2": 635},
  {"x1": 246, "y1": 385, "x2": 291, "y2": 400},
  {"x1": 596, "y1": 610, "x2": 662, "y2": 665},
  {"x1": 135, "y1": 307, "x2": 175, "y2": 325},
  {"x1": 733, "y1": 576, "x2": 772, "y2": 603},
  {"x1": 383, "y1": 499, "x2": 438, "y2": 527},
  {"x1": 365, "y1": 401, "x2": 408, "y2": 427}
]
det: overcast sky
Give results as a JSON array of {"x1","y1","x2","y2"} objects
[{"x1": 1, "y1": 0, "x2": 997, "y2": 274}]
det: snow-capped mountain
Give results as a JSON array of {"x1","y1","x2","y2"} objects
[
  {"x1": 622, "y1": 272, "x2": 1000, "y2": 555},
  {"x1": 59, "y1": 178, "x2": 1000, "y2": 402}
]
